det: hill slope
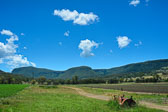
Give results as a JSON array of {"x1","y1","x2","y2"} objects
[
  {"x1": 94, "y1": 59, "x2": 168, "y2": 76},
  {"x1": 12, "y1": 66, "x2": 64, "y2": 79},
  {"x1": 12, "y1": 59, "x2": 168, "y2": 79},
  {"x1": 58, "y1": 66, "x2": 98, "y2": 79}
]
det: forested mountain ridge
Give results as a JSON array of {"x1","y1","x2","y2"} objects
[{"x1": 11, "y1": 59, "x2": 168, "y2": 79}]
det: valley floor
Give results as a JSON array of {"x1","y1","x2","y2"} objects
[{"x1": 0, "y1": 84, "x2": 167, "y2": 112}]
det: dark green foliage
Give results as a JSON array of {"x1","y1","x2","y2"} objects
[
  {"x1": 79, "y1": 78, "x2": 106, "y2": 84},
  {"x1": 37, "y1": 76, "x2": 47, "y2": 84},
  {"x1": 107, "y1": 78, "x2": 119, "y2": 84},
  {"x1": 72, "y1": 75, "x2": 78, "y2": 84},
  {"x1": 0, "y1": 70, "x2": 29, "y2": 84}
]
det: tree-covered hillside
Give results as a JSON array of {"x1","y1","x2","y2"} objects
[
  {"x1": 11, "y1": 59, "x2": 168, "y2": 79},
  {"x1": 95, "y1": 59, "x2": 168, "y2": 76},
  {"x1": 58, "y1": 66, "x2": 99, "y2": 79},
  {"x1": 12, "y1": 66, "x2": 64, "y2": 79}
]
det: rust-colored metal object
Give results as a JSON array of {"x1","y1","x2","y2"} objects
[{"x1": 113, "y1": 95, "x2": 136, "y2": 107}]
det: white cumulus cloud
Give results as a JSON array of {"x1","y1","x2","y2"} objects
[
  {"x1": 0, "y1": 29, "x2": 36, "y2": 69},
  {"x1": 54, "y1": 9, "x2": 99, "y2": 25},
  {"x1": 129, "y1": 0, "x2": 140, "y2": 6},
  {"x1": 73, "y1": 12, "x2": 98, "y2": 25},
  {"x1": 78, "y1": 39, "x2": 100, "y2": 57},
  {"x1": 117, "y1": 36, "x2": 131, "y2": 48},
  {"x1": 6, "y1": 55, "x2": 30, "y2": 68},
  {"x1": 64, "y1": 31, "x2": 70, "y2": 37},
  {"x1": 1, "y1": 29, "x2": 14, "y2": 36}
]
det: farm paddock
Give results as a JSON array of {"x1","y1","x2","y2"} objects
[
  {"x1": 0, "y1": 84, "x2": 167, "y2": 112},
  {"x1": 79, "y1": 83, "x2": 168, "y2": 94}
]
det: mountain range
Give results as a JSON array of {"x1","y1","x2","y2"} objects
[{"x1": 11, "y1": 59, "x2": 168, "y2": 79}]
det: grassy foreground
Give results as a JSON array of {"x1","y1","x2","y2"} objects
[{"x1": 0, "y1": 85, "x2": 165, "y2": 112}]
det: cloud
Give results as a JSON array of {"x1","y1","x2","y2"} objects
[
  {"x1": 0, "y1": 35, "x2": 18, "y2": 58},
  {"x1": 117, "y1": 36, "x2": 131, "y2": 48},
  {"x1": 30, "y1": 62, "x2": 36, "y2": 67},
  {"x1": 54, "y1": 9, "x2": 78, "y2": 21},
  {"x1": 6, "y1": 55, "x2": 31, "y2": 68},
  {"x1": 23, "y1": 47, "x2": 27, "y2": 49},
  {"x1": 0, "y1": 29, "x2": 35, "y2": 69},
  {"x1": 20, "y1": 33, "x2": 24, "y2": 36},
  {"x1": 54, "y1": 9, "x2": 99, "y2": 25},
  {"x1": 110, "y1": 50, "x2": 113, "y2": 53},
  {"x1": 135, "y1": 41, "x2": 142, "y2": 47},
  {"x1": 58, "y1": 42, "x2": 62, "y2": 46},
  {"x1": 64, "y1": 31, "x2": 70, "y2": 37},
  {"x1": 73, "y1": 12, "x2": 98, "y2": 25},
  {"x1": 78, "y1": 39, "x2": 100, "y2": 57},
  {"x1": 1, "y1": 29, "x2": 14, "y2": 36},
  {"x1": 129, "y1": 0, "x2": 140, "y2": 6}
]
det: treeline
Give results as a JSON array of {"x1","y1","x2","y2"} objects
[
  {"x1": 30, "y1": 76, "x2": 106, "y2": 85},
  {"x1": 0, "y1": 73, "x2": 29, "y2": 84},
  {"x1": 30, "y1": 75, "x2": 168, "y2": 85},
  {"x1": 1, "y1": 71, "x2": 168, "y2": 85},
  {"x1": 135, "y1": 75, "x2": 168, "y2": 83}
]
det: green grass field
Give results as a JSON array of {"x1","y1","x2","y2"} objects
[
  {"x1": 0, "y1": 84, "x2": 165, "y2": 112},
  {"x1": 0, "y1": 84, "x2": 29, "y2": 98}
]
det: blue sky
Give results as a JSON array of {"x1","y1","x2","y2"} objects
[{"x1": 0, "y1": 0, "x2": 168, "y2": 72}]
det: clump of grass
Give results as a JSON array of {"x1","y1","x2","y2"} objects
[
  {"x1": 39, "y1": 85, "x2": 57, "y2": 89},
  {"x1": 107, "y1": 100, "x2": 121, "y2": 110},
  {"x1": 0, "y1": 99, "x2": 10, "y2": 105}
]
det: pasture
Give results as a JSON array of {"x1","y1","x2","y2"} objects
[
  {"x1": 0, "y1": 84, "x2": 29, "y2": 98},
  {"x1": 0, "y1": 84, "x2": 165, "y2": 112}
]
